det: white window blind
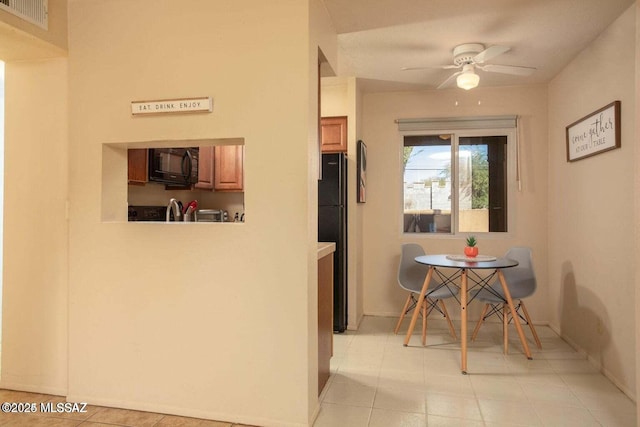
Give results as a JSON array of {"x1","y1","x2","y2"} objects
[{"x1": 396, "y1": 115, "x2": 517, "y2": 131}]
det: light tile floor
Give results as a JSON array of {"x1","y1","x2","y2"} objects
[
  {"x1": 315, "y1": 315, "x2": 637, "y2": 427},
  {"x1": 0, "y1": 316, "x2": 635, "y2": 426}
]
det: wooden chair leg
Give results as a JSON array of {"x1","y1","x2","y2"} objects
[
  {"x1": 503, "y1": 303, "x2": 509, "y2": 354},
  {"x1": 471, "y1": 304, "x2": 489, "y2": 341},
  {"x1": 519, "y1": 301, "x2": 542, "y2": 349},
  {"x1": 440, "y1": 300, "x2": 457, "y2": 339},
  {"x1": 394, "y1": 294, "x2": 413, "y2": 334},
  {"x1": 421, "y1": 298, "x2": 428, "y2": 345}
]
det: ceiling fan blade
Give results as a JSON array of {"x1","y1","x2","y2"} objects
[
  {"x1": 473, "y1": 45, "x2": 510, "y2": 64},
  {"x1": 437, "y1": 71, "x2": 462, "y2": 89},
  {"x1": 401, "y1": 66, "x2": 431, "y2": 71},
  {"x1": 401, "y1": 64, "x2": 460, "y2": 71},
  {"x1": 480, "y1": 63, "x2": 536, "y2": 76}
]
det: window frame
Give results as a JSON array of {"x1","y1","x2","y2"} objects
[{"x1": 400, "y1": 127, "x2": 517, "y2": 239}]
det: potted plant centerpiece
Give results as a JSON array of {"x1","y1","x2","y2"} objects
[{"x1": 464, "y1": 235, "x2": 478, "y2": 258}]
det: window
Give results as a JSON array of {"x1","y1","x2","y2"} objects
[{"x1": 402, "y1": 130, "x2": 514, "y2": 235}]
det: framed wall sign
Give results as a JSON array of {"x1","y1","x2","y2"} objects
[
  {"x1": 131, "y1": 97, "x2": 213, "y2": 116},
  {"x1": 357, "y1": 140, "x2": 367, "y2": 203},
  {"x1": 566, "y1": 101, "x2": 620, "y2": 162}
]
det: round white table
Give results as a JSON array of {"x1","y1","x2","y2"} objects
[{"x1": 403, "y1": 254, "x2": 532, "y2": 374}]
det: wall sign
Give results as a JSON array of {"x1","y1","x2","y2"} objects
[
  {"x1": 566, "y1": 101, "x2": 620, "y2": 162},
  {"x1": 131, "y1": 97, "x2": 213, "y2": 116}
]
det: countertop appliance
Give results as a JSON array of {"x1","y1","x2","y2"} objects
[
  {"x1": 195, "y1": 209, "x2": 224, "y2": 222},
  {"x1": 318, "y1": 153, "x2": 348, "y2": 333},
  {"x1": 128, "y1": 205, "x2": 174, "y2": 221},
  {"x1": 128, "y1": 205, "x2": 226, "y2": 222},
  {"x1": 148, "y1": 147, "x2": 199, "y2": 186}
]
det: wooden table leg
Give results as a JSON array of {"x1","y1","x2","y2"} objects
[
  {"x1": 520, "y1": 301, "x2": 542, "y2": 349},
  {"x1": 503, "y1": 303, "x2": 508, "y2": 354},
  {"x1": 497, "y1": 270, "x2": 532, "y2": 359},
  {"x1": 404, "y1": 267, "x2": 434, "y2": 346},
  {"x1": 471, "y1": 304, "x2": 488, "y2": 341},
  {"x1": 422, "y1": 298, "x2": 427, "y2": 346},
  {"x1": 460, "y1": 269, "x2": 468, "y2": 374},
  {"x1": 441, "y1": 300, "x2": 457, "y2": 340},
  {"x1": 394, "y1": 294, "x2": 413, "y2": 334}
]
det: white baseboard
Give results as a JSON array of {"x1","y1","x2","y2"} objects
[
  {"x1": 0, "y1": 382, "x2": 66, "y2": 397},
  {"x1": 0, "y1": 383, "x2": 315, "y2": 426},
  {"x1": 65, "y1": 393, "x2": 311, "y2": 427},
  {"x1": 309, "y1": 401, "x2": 320, "y2": 426},
  {"x1": 363, "y1": 311, "x2": 404, "y2": 318},
  {"x1": 347, "y1": 312, "x2": 365, "y2": 330},
  {"x1": 547, "y1": 323, "x2": 636, "y2": 402}
]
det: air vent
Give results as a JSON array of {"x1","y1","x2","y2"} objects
[{"x1": 0, "y1": 0, "x2": 48, "y2": 30}]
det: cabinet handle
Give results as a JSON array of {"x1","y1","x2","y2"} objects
[{"x1": 183, "y1": 149, "x2": 194, "y2": 184}]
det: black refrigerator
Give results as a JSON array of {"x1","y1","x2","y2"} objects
[{"x1": 318, "y1": 153, "x2": 347, "y2": 332}]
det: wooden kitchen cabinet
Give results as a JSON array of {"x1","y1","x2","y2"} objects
[
  {"x1": 195, "y1": 145, "x2": 214, "y2": 190},
  {"x1": 127, "y1": 149, "x2": 148, "y2": 185},
  {"x1": 214, "y1": 145, "x2": 244, "y2": 191},
  {"x1": 321, "y1": 116, "x2": 348, "y2": 153},
  {"x1": 194, "y1": 145, "x2": 244, "y2": 191}
]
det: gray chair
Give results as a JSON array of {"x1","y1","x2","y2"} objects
[
  {"x1": 470, "y1": 246, "x2": 542, "y2": 352},
  {"x1": 394, "y1": 243, "x2": 458, "y2": 344}
]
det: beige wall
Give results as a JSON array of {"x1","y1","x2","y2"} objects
[
  {"x1": 1, "y1": 0, "x2": 637, "y2": 421},
  {"x1": 360, "y1": 85, "x2": 549, "y2": 321},
  {"x1": 635, "y1": 2, "x2": 640, "y2": 418},
  {"x1": 63, "y1": 1, "x2": 334, "y2": 426},
  {"x1": 321, "y1": 76, "x2": 365, "y2": 329},
  {"x1": 1, "y1": 59, "x2": 69, "y2": 395},
  {"x1": 307, "y1": 0, "x2": 338, "y2": 418},
  {"x1": 548, "y1": 6, "x2": 636, "y2": 397},
  {"x1": 0, "y1": 0, "x2": 67, "y2": 60}
]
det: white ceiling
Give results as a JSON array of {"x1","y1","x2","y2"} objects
[{"x1": 322, "y1": 0, "x2": 635, "y2": 92}]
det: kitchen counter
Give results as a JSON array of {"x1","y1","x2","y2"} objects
[
  {"x1": 317, "y1": 242, "x2": 336, "y2": 259},
  {"x1": 317, "y1": 241, "x2": 336, "y2": 395}
]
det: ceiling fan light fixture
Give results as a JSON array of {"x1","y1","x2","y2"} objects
[{"x1": 456, "y1": 65, "x2": 479, "y2": 90}]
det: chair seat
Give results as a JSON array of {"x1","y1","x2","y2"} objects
[
  {"x1": 394, "y1": 243, "x2": 459, "y2": 343},
  {"x1": 399, "y1": 283, "x2": 459, "y2": 300},
  {"x1": 427, "y1": 285, "x2": 459, "y2": 300},
  {"x1": 471, "y1": 287, "x2": 505, "y2": 303},
  {"x1": 473, "y1": 283, "x2": 534, "y2": 301},
  {"x1": 470, "y1": 246, "x2": 542, "y2": 353}
]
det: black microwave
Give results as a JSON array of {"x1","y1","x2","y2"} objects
[{"x1": 148, "y1": 147, "x2": 199, "y2": 186}]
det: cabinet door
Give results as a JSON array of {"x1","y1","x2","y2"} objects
[
  {"x1": 195, "y1": 146, "x2": 214, "y2": 190},
  {"x1": 321, "y1": 116, "x2": 348, "y2": 153},
  {"x1": 214, "y1": 145, "x2": 244, "y2": 191},
  {"x1": 318, "y1": 253, "x2": 334, "y2": 395},
  {"x1": 127, "y1": 149, "x2": 148, "y2": 184}
]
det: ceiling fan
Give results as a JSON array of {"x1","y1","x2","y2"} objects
[{"x1": 403, "y1": 43, "x2": 536, "y2": 90}]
